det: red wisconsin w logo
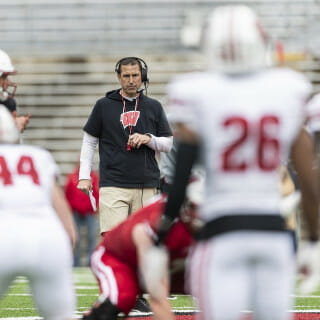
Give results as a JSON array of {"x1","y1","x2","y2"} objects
[{"x1": 121, "y1": 111, "x2": 140, "y2": 128}]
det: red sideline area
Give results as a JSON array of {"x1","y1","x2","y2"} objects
[
  {"x1": 121, "y1": 313, "x2": 196, "y2": 320},
  {"x1": 120, "y1": 312, "x2": 320, "y2": 320},
  {"x1": 294, "y1": 314, "x2": 320, "y2": 320}
]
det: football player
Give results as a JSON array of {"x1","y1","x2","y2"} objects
[
  {"x1": 0, "y1": 105, "x2": 77, "y2": 319},
  {"x1": 0, "y1": 49, "x2": 30, "y2": 132},
  {"x1": 157, "y1": 5, "x2": 319, "y2": 320},
  {"x1": 81, "y1": 178, "x2": 204, "y2": 320}
]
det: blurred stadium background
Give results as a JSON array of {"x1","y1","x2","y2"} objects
[{"x1": 3, "y1": 0, "x2": 320, "y2": 184}]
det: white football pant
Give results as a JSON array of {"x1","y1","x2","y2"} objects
[
  {"x1": 0, "y1": 215, "x2": 75, "y2": 320},
  {"x1": 188, "y1": 231, "x2": 295, "y2": 320}
]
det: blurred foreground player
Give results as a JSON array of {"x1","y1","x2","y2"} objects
[
  {"x1": 0, "y1": 105, "x2": 77, "y2": 320},
  {"x1": 0, "y1": 49, "x2": 30, "y2": 132},
  {"x1": 82, "y1": 179, "x2": 204, "y2": 320},
  {"x1": 159, "y1": 5, "x2": 319, "y2": 320}
]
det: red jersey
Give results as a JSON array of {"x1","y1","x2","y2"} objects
[
  {"x1": 99, "y1": 195, "x2": 193, "y2": 268},
  {"x1": 64, "y1": 166, "x2": 99, "y2": 216}
]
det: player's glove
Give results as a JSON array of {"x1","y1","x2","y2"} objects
[
  {"x1": 297, "y1": 240, "x2": 320, "y2": 295},
  {"x1": 155, "y1": 215, "x2": 175, "y2": 246},
  {"x1": 141, "y1": 245, "x2": 169, "y2": 300}
]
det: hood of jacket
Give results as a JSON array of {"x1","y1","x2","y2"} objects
[{"x1": 106, "y1": 89, "x2": 145, "y2": 101}]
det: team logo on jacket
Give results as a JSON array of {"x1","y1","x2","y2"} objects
[{"x1": 120, "y1": 111, "x2": 140, "y2": 129}]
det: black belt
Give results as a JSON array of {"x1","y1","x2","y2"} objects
[{"x1": 196, "y1": 214, "x2": 286, "y2": 241}]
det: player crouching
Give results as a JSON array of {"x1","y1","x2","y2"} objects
[{"x1": 82, "y1": 178, "x2": 203, "y2": 320}]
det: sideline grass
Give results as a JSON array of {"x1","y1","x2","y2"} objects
[
  {"x1": 0, "y1": 268, "x2": 320, "y2": 318},
  {"x1": 0, "y1": 268, "x2": 196, "y2": 318}
]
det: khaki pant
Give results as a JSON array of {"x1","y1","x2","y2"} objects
[{"x1": 99, "y1": 187, "x2": 158, "y2": 233}]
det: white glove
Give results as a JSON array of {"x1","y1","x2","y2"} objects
[
  {"x1": 280, "y1": 191, "x2": 301, "y2": 218},
  {"x1": 141, "y1": 245, "x2": 169, "y2": 300},
  {"x1": 297, "y1": 240, "x2": 320, "y2": 295}
]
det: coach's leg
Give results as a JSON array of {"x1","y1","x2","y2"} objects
[
  {"x1": 99, "y1": 187, "x2": 132, "y2": 234},
  {"x1": 131, "y1": 187, "x2": 157, "y2": 214}
]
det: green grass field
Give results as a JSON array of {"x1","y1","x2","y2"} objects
[
  {"x1": 1, "y1": 268, "x2": 320, "y2": 319},
  {"x1": 0, "y1": 267, "x2": 196, "y2": 318}
]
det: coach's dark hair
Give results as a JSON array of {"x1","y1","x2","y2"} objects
[{"x1": 115, "y1": 57, "x2": 149, "y2": 87}]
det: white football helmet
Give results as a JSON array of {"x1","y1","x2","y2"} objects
[
  {"x1": 202, "y1": 5, "x2": 270, "y2": 74},
  {"x1": 0, "y1": 104, "x2": 19, "y2": 143},
  {"x1": 0, "y1": 49, "x2": 17, "y2": 101}
]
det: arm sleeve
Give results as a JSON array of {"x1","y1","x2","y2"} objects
[
  {"x1": 146, "y1": 135, "x2": 173, "y2": 153},
  {"x1": 79, "y1": 132, "x2": 99, "y2": 180},
  {"x1": 163, "y1": 141, "x2": 199, "y2": 220}
]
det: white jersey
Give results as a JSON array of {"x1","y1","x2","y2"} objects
[
  {"x1": 0, "y1": 144, "x2": 75, "y2": 319},
  {"x1": 167, "y1": 67, "x2": 311, "y2": 222},
  {"x1": 0, "y1": 144, "x2": 58, "y2": 218},
  {"x1": 306, "y1": 93, "x2": 320, "y2": 133}
]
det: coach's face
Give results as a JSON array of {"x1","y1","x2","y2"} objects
[{"x1": 118, "y1": 64, "x2": 142, "y2": 98}]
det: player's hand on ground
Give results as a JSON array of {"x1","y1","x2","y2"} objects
[
  {"x1": 128, "y1": 133, "x2": 151, "y2": 149},
  {"x1": 77, "y1": 179, "x2": 92, "y2": 195},
  {"x1": 297, "y1": 240, "x2": 320, "y2": 294}
]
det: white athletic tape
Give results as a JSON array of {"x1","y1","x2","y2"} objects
[{"x1": 280, "y1": 191, "x2": 300, "y2": 218}]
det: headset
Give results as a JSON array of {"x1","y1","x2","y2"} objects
[{"x1": 115, "y1": 57, "x2": 149, "y2": 90}]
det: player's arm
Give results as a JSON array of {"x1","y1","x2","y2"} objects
[
  {"x1": 52, "y1": 180, "x2": 78, "y2": 249},
  {"x1": 132, "y1": 223, "x2": 174, "y2": 320},
  {"x1": 291, "y1": 127, "x2": 319, "y2": 240},
  {"x1": 157, "y1": 123, "x2": 199, "y2": 244},
  {"x1": 291, "y1": 127, "x2": 320, "y2": 294}
]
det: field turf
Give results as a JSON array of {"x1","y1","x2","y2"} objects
[{"x1": 1, "y1": 268, "x2": 320, "y2": 319}]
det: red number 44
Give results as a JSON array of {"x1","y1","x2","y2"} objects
[
  {"x1": 222, "y1": 115, "x2": 280, "y2": 172},
  {"x1": 0, "y1": 155, "x2": 40, "y2": 185}
]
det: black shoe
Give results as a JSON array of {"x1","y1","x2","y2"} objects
[
  {"x1": 82, "y1": 298, "x2": 120, "y2": 320},
  {"x1": 132, "y1": 297, "x2": 151, "y2": 313}
]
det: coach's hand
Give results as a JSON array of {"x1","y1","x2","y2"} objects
[
  {"x1": 128, "y1": 133, "x2": 151, "y2": 149},
  {"x1": 77, "y1": 179, "x2": 92, "y2": 195}
]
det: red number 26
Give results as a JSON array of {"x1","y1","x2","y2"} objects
[{"x1": 222, "y1": 115, "x2": 280, "y2": 172}]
